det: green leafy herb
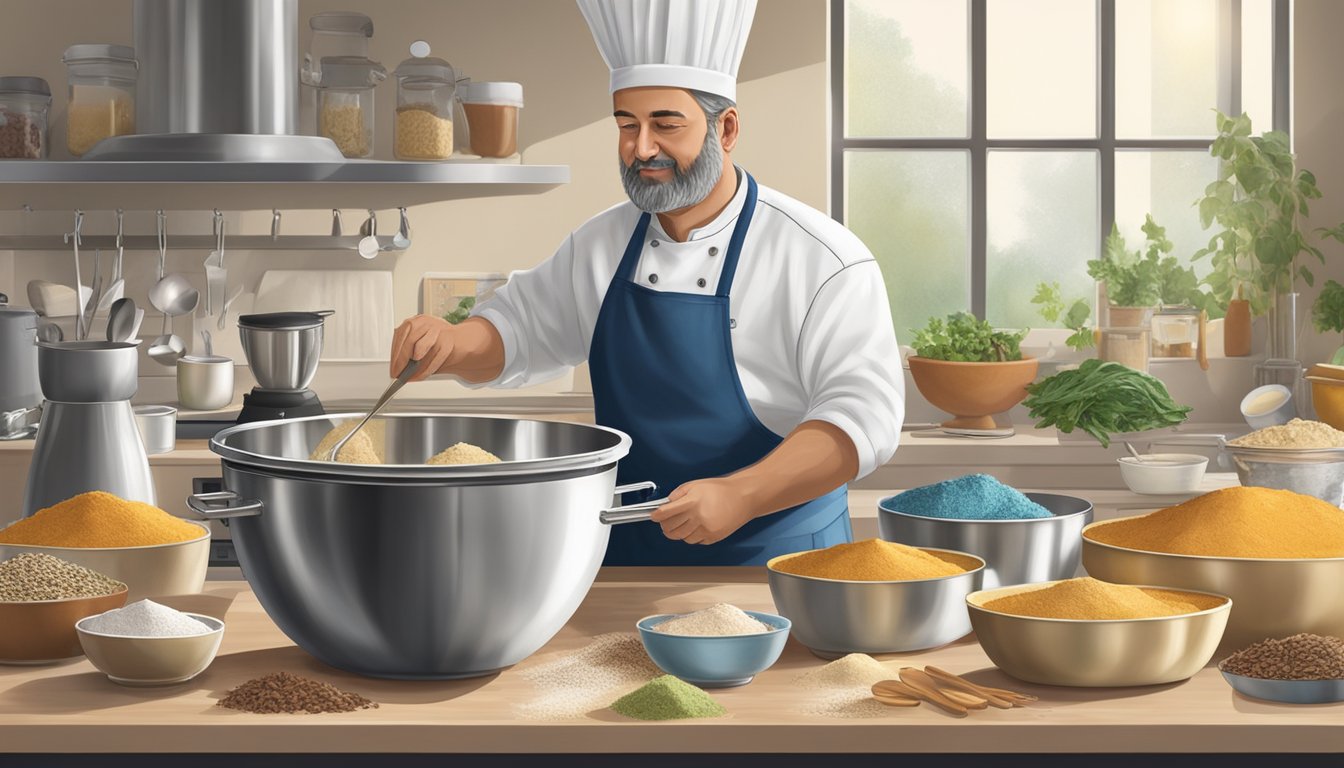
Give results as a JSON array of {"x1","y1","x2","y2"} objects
[
  {"x1": 1031, "y1": 282, "x2": 1095, "y2": 351},
  {"x1": 1312, "y1": 279, "x2": 1344, "y2": 365},
  {"x1": 911, "y1": 312, "x2": 1026, "y2": 362},
  {"x1": 443, "y1": 296, "x2": 475, "y2": 325},
  {"x1": 1086, "y1": 219, "x2": 1164, "y2": 308},
  {"x1": 1023, "y1": 358, "x2": 1192, "y2": 447}
]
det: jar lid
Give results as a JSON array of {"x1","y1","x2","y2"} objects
[
  {"x1": 318, "y1": 56, "x2": 387, "y2": 88},
  {"x1": 62, "y1": 44, "x2": 138, "y2": 67},
  {"x1": 459, "y1": 82, "x2": 524, "y2": 108},
  {"x1": 394, "y1": 42, "x2": 455, "y2": 86},
  {"x1": 310, "y1": 11, "x2": 374, "y2": 37},
  {"x1": 238, "y1": 310, "x2": 334, "y2": 330},
  {"x1": 0, "y1": 76, "x2": 51, "y2": 98}
]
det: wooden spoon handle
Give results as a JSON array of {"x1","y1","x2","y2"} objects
[
  {"x1": 872, "y1": 679, "x2": 923, "y2": 704},
  {"x1": 925, "y1": 665, "x2": 1037, "y2": 703},
  {"x1": 896, "y1": 670, "x2": 969, "y2": 717},
  {"x1": 902, "y1": 668, "x2": 987, "y2": 710},
  {"x1": 920, "y1": 667, "x2": 1014, "y2": 708}
]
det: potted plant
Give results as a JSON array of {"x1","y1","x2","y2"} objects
[
  {"x1": 1030, "y1": 281, "x2": 1094, "y2": 361},
  {"x1": 1311, "y1": 279, "x2": 1344, "y2": 365},
  {"x1": 1087, "y1": 218, "x2": 1165, "y2": 329},
  {"x1": 907, "y1": 312, "x2": 1035, "y2": 431}
]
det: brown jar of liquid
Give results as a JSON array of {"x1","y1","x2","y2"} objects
[{"x1": 460, "y1": 82, "x2": 523, "y2": 158}]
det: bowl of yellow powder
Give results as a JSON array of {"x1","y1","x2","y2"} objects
[
  {"x1": 1082, "y1": 486, "x2": 1344, "y2": 651},
  {"x1": 0, "y1": 491, "x2": 210, "y2": 601},
  {"x1": 766, "y1": 539, "x2": 985, "y2": 658},
  {"x1": 967, "y1": 577, "x2": 1231, "y2": 687}
]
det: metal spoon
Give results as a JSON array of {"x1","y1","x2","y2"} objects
[
  {"x1": 357, "y1": 209, "x2": 379, "y2": 259},
  {"x1": 392, "y1": 207, "x2": 411, "y2": 249},
  {"x1": 106, "y1": 297, "x2": 137, "y2": 342},
  {"x1": 1124, "y1": 442, "x2": 1148, "y2": 463},
  {"x1": 321, "y1": 357, "x2": 423, "y2": 462},
  {"x1": 148, "y1": 312, "x2": 186, "y2": 365}
]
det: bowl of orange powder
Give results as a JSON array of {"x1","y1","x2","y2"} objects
[
  {"x1": 1082, "y1": 486, "x2": 1344, "y2": 652},
  {"x1": 967, "y1": 577, "x2": 1231, "y2": 687},
  {"x1": 0, "y1": 491, "x2": 209, "y2": 601},
  {"x1": 766, "y1": 538, "x2": 984, "y2": 658}
]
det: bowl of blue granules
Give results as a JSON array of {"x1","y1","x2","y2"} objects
[{"x1": 879, "y1": 474, "x2": 1093, "y2": 589}]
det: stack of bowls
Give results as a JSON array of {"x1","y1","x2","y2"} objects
[
  {"x1": 0, "y1": 584, "x2": 128, "y2": 664},
  {"x1": 967, "y1": 581, "x2": 1231, "y2": 686},
  {"x1": 766, "y1": 548, "x2": 985, "y2": 658},
  {"x1": 878, "y1": 492, "x2": 1093, "y2": 589}
]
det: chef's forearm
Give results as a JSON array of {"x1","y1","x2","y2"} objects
[
  {"x1": 446, "y1": 317, "x2": 507, "y2": 383},
  {"x1": 730, "y1": 420, "x2": 859, "y2": 517}
]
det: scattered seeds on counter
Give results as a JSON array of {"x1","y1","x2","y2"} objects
[
  {"x1": 609, "y1": 675, "x2": 726, "y2": 721},
  {"x1": 887, "y1": 474, "x2": 1052, "y2": 521},
  {"x1": 794, "y1": 653, "x2": 896, "y2": 719},
  {"x1": 82, "y1": 599, "x2": 213, "y2": 637},
  {"x1": 217, "y1": 672, "x2": 378, "y2": 714},
  {"x1": 0, "y1": 553, "x2": 124, "y2": 602},
  {"x1": 1227, "y1": 418, "x2": 1344, "y2": 449},
  {"x1": 771, "y1": 539, "x2": 967, "y2": 581},
  {"x1": 651, "y1": 603, "x2": 774, "y2": 636},
  {"x1": 981, "y1": 577, "x2": 1223, "y2": 620},
  {"x1": 0, "y1": 491, "x2": 203, "y2": 548},
  {"x1": 1084, "y1": 486, "x2": 1344, "y2": 558},
  {"x1": 1220, "y1": 634, "x2": 1344, "y2": 681},
  {"x1": 516, "y1": 632, "x2": 660, "y2": 720}
]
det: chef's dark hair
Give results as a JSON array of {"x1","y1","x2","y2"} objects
[{"x1": 690, "y1": 89, "x2": 735, "y2": 134}]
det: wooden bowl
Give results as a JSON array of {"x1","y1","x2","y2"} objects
[
  {"x1": 0, "y1": 586, "x2": 129, "y2": 664},
  {"x1": 907, "y1": 356, "x2": 1039, "y2": 431}
]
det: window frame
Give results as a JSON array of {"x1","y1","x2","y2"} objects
[{"x1": 829, "y1": 0, "x2": 1292, "y2": 319}]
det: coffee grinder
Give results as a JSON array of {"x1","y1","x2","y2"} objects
[{"x1": 236, "y1": 310, "x2": 334, "y2": 423}]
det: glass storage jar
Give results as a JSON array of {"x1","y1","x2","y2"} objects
[
  {"x1": 301, "y1": 12, "x2": 374, "y2": 137},
  {"x1": 0, "y1": 77, "x2": 50, "y2": 159},
  {"x1": 62, "y1": 44, "x2": 137, "y2": 157},
  {"x1": 393, "y1": 42, "x2": 455, "y2": 161},
  {"x1": 459, "y1": 81, "x2": 523, "y2": 158},
  {"x1": 1151, "y1": 306, "x2": 1201, "y2": 359},
  {"x1": 315, "y1": 56, "x2": 385, "y2": 158}
]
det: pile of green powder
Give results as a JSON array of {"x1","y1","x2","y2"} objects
[{"x1": 609, "y1": 675, "x2": 726, "y2": 721}]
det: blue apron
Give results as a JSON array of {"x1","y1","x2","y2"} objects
[{"x1": 590, "y1": 172, "x2": 852, "y2": 566}]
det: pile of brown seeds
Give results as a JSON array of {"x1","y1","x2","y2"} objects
[
  {"x1": 217, "y1": 672, "x2": 379, "y2": 714},
  {"x1": 1220, "y1": 634, "x2": 1344, "y2": 680},
  {"x1": 0, "y1": 553, "x2": 124, "y2": 602}
]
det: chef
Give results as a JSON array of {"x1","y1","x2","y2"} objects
[{"x1": 390, "y1": 0, "x2": 904, "y2": 566}]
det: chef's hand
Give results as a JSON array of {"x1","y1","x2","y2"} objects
[
  {"x1": 390, "y1": 314, "x2": 458, "y2": 382},
  {"x1": 649, "y1": 478, "x2": 755, "y2": 546}
]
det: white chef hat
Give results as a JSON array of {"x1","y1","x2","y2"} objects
[{"x1": 577, "y1": 0, "x2": 757, "y2": 103}]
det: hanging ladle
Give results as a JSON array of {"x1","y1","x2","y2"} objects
[{"x1": 148, "y1": 210, "x2": 200, "y2": 317}]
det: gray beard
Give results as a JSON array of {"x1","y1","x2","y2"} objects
[{"x1": 619, "y1": 129, "x2": 724, "y2": 214}]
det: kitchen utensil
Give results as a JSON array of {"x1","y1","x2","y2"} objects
[
  {"x1": 1116, "y1": 453, "x2": 1208, "y2": 495},
  {"x1": 67, "y1": 210, "x2": 85, "y2": 341},
  {"x1": 924, "y1": 665, "x2": 1036, "y2": 704},
  {"x1": 1125, "y1": 442, "x2": 1146, "y2": 462},
  {"x1": 966, "y1": 581, "x2": 1231, "y2": 687},
  {"x1": 330, "y1": 208, "x2": 342, "y2": 236},
  {"x1": 1082, "y1": 517, "x2": 1344, "y2": 652},
  {"x1": 133, "y1": 404, "x2": 177, "y2": 455},
  {"x1": 393, "y1": 207, "x2": 411, "y2": 249},
  {"x1": 870, "y1": 680, "x2": 922, "y2": 708},
  {"x1": 77, "y1": 613, "x2": 224, "y2": 687},
  {"x1": 128, "y1": 309, "x2": 144, "y2": 341},
  {"x1": 898, "y1": 668, "x2": 976, "y2": 715},
  {"x1": 203, "y1": 211, "x2": 224, "y2": 315},
  {"x1": 201, "y1": 329, "x2": 212, "y2": 357},
  {"x1": 253, "y1": 270, "x2": 393, "y2": 361},
  {"x1": 357, "y1": 209, "x2": 379, "y2": 259},
  {"x1": 218, "y1": 285, "x2": 243, "y2": 331},
  {"x1": 36, "y1": 323, "x2": 62, "y2": 343},
  {"x1": 1218, "y1": 669, "x2": 1344, "y2": 705},
  {"x1": 0, "y1": 588, "x2": 128, "y2": 664},
  {"x1": 635, "y1": 611, "x2": 789, "y2": 688},
  {"x1": 877, "y1": 493, "x2": 1093, "y2": 590},
  {"x1": 148, "y1": 211, "x2": 200, "y2": 318},
  {"x1": 106, "y1": 298, "x2": 137, "y2": 343},
  {"x1": 24, "y1": 341, "x2": 156, "y2": 516},
  {"x1": 0, "y1": 303, "x2": 41, "y2": 415},
  {"x1": 81, "y1": 249, "x2": 103, "y2": 340},
  {"x1": 97, "y1": 210, "x2": 127, "y2": 312},
  {"x1": 237, "y1": 310, "x2": 334, "y2": 391},
  {"x1": 322, "y1": 358, "x2": 421, "y2": 461},
  {"x1": 1221, "y1": 444, "x2": 1344, "y2": 505},
  {"x1": 186, "y1": 413, "x2": 638, "y2": 679},
  {"x1": 1239, "y1": 384, "x2": 1295, "y2": 428},
  {"x1": 271, "y1": 209, "x2": 281, "y2": 239},
  {"x1": 148, "y1": 313, "x2": 186, "y2": 366},
  {"x1": 0, "y1": 525, "x2": 209, "y2": 602},
  {"x1": 1197, "y1": 309, "x2": 1209, "y2": 371},
  {"x1": 765, "y1": 548, "x2": 986, "y2": 658},
  {"x1": 176, "y1": 355, "x2": 234, "y2": 411}
]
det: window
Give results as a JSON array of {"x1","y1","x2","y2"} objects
[{"x1": 833, "y1": 0, "x2": 1290, "y2": 335}]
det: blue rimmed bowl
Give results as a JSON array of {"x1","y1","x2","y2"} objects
[{"x1": 636, "y1": 610, "x2": 790, "y2": 688}]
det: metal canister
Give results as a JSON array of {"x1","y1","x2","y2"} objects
[{"x1": 0, "y1": 303, "x2": 40, "y2": 415}]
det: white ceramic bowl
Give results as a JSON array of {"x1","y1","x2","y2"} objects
[
  {"x1": 76, "y1": 612, "x2": 224, "y2": 686},
  {"x1": 1240, "y1": 384, "x2": 1295, "y2": 429},
  {"x1": 1117, "y1": 453, "x2": 1209, "y2": 495}
]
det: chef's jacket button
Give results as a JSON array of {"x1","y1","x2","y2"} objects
[
  {"x1": 650, "y1": 239, "x2": 660, "y2": 248},
  {"x1": 729, "y1": 318, "x2": 737, "y2": 329},
  {"x1": 649, "y1": 274, "x2": 659, "y2": 284},
  {"x1": 709, "y1": 246, "x2": 719, "y2": 256},
  {"x1": 697, "y1": 278, "x2": 707, "y2": 288}
]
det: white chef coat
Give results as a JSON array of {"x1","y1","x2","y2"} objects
[{"x1": 472, "y1": 168, "x2": 905, "y2": 478}]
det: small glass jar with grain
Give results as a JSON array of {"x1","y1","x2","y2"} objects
[
  {"x1": 459, "y1": 81, "x2": 523, "y2": 158},
  {"x1": 316, "y1": 56, "x2": 385, "y2": 159},
  {"x1": 392, "y1": 42, "x2": 455, "y2": 161},
  {"x1": 0, "y1": 77, "x2": 51, "y2": 159},
  {"x1": 62, "y1": 44, "x2": 137, "y2": 157}
]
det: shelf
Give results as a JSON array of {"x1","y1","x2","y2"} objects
[{"x1": 0, "y1": 160, "x2": 569, "y2": 211}]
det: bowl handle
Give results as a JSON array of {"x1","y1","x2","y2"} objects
[
  {"x1": 601, "y1": 481, "x2": 665, "y2": 525},
  {"x1": 187, "y1": 490, "x2": 263, "y2": 519}
]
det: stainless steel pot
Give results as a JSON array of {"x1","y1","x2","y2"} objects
[
  {"x1": 237, "y1": 310, "x2": 331, "y2": 391},
  {"x1": 0, "y1": 304, "x2": 40, "y2": 415},
  {"x1": 37, "y1": 341, "x2": 140, "y2": 403},
  {"x1": 188, "y1": 413, "x2": 642, "y2": 679}
]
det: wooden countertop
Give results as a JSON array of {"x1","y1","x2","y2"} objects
[{"x1": 0, "y1": 569, "x2": 1338, "y2": 755}]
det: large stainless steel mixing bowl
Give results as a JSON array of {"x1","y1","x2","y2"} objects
[
  {"x1": 878, "y1": 492, "x2": 1092, "y2": 589},
  {"x1": 967, "y1": 582, "x2": 1231, "y2": 686},
  {"x1": 1082, "y1": 517, "x2": 1344, "y2": 652},
  {"x1": 187, "y1": 413, "x2": 635, "y2": 679},
  {"x1": 766, "y1": 548, "x2": 985, "y2": 658}
]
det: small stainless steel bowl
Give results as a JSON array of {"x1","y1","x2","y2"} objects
[
  {"x1": 878, "y1": 492, "x2": 1092, "y2": 589},
  {"x1": 238, "y1": 325, "x2": 323, "y2": 392},
  {"x1": 967, "y1": 581, "x2": 1231, "y2": 687},
  {"x1": 133, "y1": 405, "x2": 177, "y2": 455},
  {"x1": 37, "y1": 341, "x2": 140, "y2": 403},
  {"x1": 766, "y1": 547, "x2": 985, "y2": 659},
  {"x1": 1222, "y1": 445, "x2": 1344, "y2": 506},
  {"x1": 1219, "y1": 669, "x2": 1344, "y2": 704},
  {"x1": 1082, "y1": 517, "x2": 1344, "y2": 652}
]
